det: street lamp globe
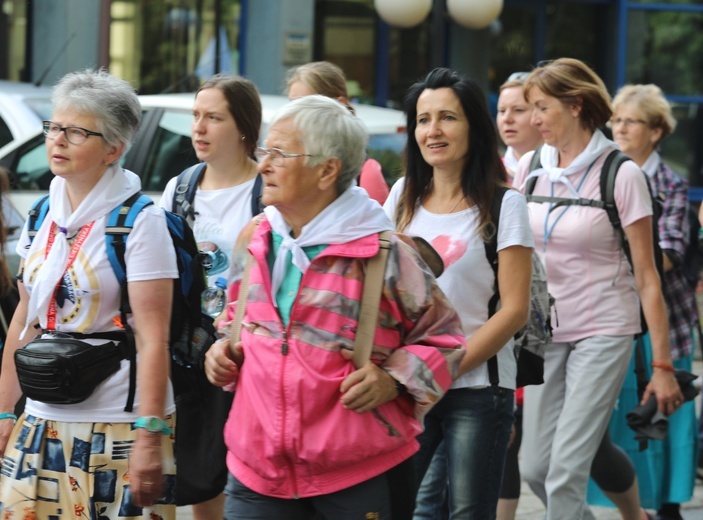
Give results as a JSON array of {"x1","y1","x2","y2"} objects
[
  {"x1": 374, "y1": 0, "x2": 432, "y2": 28},
  {"x1": 447, "y1": 0, "x2": 504, "y2": 30}
]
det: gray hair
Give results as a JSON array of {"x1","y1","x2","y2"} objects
[
  {"x1": 51, "y1": 69, "x2": 141, "y2": 157},
  {"x1": 270, "y1": 95, "x2": 368, "y2": 192}
]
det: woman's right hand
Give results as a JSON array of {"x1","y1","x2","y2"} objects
[{"x1": 205, "y1": 338, "x2": 242, "y2": 387}]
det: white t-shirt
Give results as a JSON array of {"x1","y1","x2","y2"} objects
[
  {"x1": 384, "y1": 179, "x2": 534, "y2": 390},
  {"x1": 161, "y1": 171, "x2": 256, "y2": 287},
  {"x1": 17, "y1": 204, "x2": 179, "y2": 422}
]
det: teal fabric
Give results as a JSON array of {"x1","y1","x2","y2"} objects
[
  {"x1": 587, "y1": 333, "x2": 699, "y2": 509},
  {"x1": 268, "y1": 231, "x2": 327, "y2": 327}
]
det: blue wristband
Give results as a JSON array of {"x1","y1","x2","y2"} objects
[{"x1": 0, "y1": 412, "x2": 17, "y2": 423}]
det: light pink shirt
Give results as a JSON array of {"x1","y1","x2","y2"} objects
[{"x1": 514, "y1": 150, "x2": 652, "y2": 342}]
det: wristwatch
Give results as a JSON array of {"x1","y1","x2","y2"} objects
[{"x1": 134, "y1": 415, "x2": 172, "y2": 435}]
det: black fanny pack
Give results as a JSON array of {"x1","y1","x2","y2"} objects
[{"x1": 15, "y1": 332, "x2": 129, "y2": 405}]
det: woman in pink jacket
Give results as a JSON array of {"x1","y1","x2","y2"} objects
[{"x1": 205, "y1": 95, "x2": 464, "y2": 520}]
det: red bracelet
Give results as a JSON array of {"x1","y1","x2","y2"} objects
[{"x1": 651, "y1": 361, "x2": 675, "y2": 373}]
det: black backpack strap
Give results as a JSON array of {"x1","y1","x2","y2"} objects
[
  {"x1": 104, "y1": 192, "x2": 154, "y2": 412},
  {"x1": 484, "y1": 187, "x2": 508, "y2": 387},
  {"x1": 251, "y1": 173, "x2": 264, "y2": 216},
  {"x1": 599, "y1": 150, "x2": 631, "y2": 256},
  {"x1": 172, "y1": 163, "x2": 207, "y2": 226}
]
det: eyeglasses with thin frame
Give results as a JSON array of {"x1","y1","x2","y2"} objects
[
  {"x1": 42, "y1": 120, "x2": 104, "y2": 145},
  {"x1": 255, "y1": 146, "x2": 319, "y2": 166},
  {"x1": 609, "y1": 117, "x2": 647, "y2": 128}
]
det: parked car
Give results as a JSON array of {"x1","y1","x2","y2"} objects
[
  {"x1": 0, "y1": 93, "x2": 407, "y2": 217},
  {"x1": 0, "y1": 80, "x2": 53, "y2": 150}
]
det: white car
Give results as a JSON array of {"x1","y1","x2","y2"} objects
[
  {"x1": 0, "y1": 93, "x2": 407, "y2": 217},
  {"x1": 0, "y1": 80, "x2": 53, "y2": 150}
]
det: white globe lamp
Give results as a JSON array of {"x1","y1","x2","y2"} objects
[
  {"x1": 374, "y1": 0, "x2": 433, "y2": 29},
  {"x1": 447, "y1": 0, "x2": 504, "y2": 30}
]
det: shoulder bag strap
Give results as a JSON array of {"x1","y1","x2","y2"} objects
[{"x1": 352, "y1": 230, "x2": 392, "y2": 369}]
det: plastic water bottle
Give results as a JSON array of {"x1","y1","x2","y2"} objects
[{"x1": 201, "y1": 276, "x2": 227, "y2": 319}]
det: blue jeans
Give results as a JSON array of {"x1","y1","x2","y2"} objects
[{"x1": 414, "y1": 386, "x2": 514, "y2": 520}]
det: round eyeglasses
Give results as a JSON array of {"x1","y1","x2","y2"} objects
[
  {"x1": 43, "y1": 121, "x2": 104, "y2": 145},
  {"x1": 254, "y1": 147, "x2": 319, "y2": 167}
]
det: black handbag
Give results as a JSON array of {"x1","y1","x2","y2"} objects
[{"x1": 15, "y1": 335, "x2": 128, "y2": 404}]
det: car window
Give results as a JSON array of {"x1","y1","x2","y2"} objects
[
  {"x1": 14, "y1": 136, "x2": 51, "y2": 190},
  {"x1": 0, "y1": 118, "x2": 12, "y2": 150},
  {"x1": 141, "y1": 110, "x2": 197, "y2": 192}
]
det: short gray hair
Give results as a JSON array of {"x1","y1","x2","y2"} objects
[
  {"x1": 270, "y1": 95, "x2": 368, "y2": 192},
  {"x1": 51, "y1": 69, "x2": 141, "y2": 157}
]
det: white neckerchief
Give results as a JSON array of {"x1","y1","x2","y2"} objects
[
  {"x1": 521, "y1": 130, "x2": 616, "y2": 198},
  {"x1": 264, "y1": 186, "x2": 393, "y2": 304},
  {"x1": 503, "y1": 147, "x2": 519, "y2": 174},
  {"x1": 22, "y1": 165, "x2": 142, "y2": 338}
]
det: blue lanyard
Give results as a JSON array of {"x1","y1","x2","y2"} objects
[{"x1": 542, "y1": 160, "x2": 597, "y2": 250}]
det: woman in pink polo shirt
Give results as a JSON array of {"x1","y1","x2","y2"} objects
[{"x1": 513, "y1": 58, "x2": 681, "y2": 520}]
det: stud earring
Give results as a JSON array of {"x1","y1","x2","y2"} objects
[{"x1": 240, "y1": 135, "x2": 246, "y2": 141}]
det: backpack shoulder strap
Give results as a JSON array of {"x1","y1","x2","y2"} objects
[
  {"x1": 27, "y1": 194, "x2": 51, "y2": 244},
  {"x1": 251, "y1": 173, "x2": 264, "y2": 217},
  {"x1": 105, "y1": 193, "x2": 155, "y2": 284},
  {"x1": 524, "y1": 146, "x2": 543, "y2": 196},
  {"x1": 485, "y1": 188, "x2": 508, "y2": 387},
  {"x1": 599, "y1": 149, "x2": 631, "y2": 245},
  {"x1": 172, "y1": 163, "x2": 206, "y2": 225},
  {"x1": 352, "y1": 230, "x2": 392, "y2": 369},
  {"x1": 103, "y1": 192, "x2": 154, "y2": 413}
]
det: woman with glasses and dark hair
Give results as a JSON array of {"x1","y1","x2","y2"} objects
[
  {"x1": 204, "y1": 94, "x2": 465, "y2": 520},
  {"x1": 0, "y1": 69, "x2": 178, "y2": 518},
  {"x1": 583, "y1": 84, "x2": 698, "y2": 520},
  {"x1": 158, "y1": 73, "x2": 262, "y2": 520},
  {"x1": 513, "y1": 58, "x2": 682, "y2": 520},
  {"x1": 384, "y1": 67, "x2": 534, "y2": 519},
  {"x1": 286, "y1": 60, "x2": 390, "y2": 205}
]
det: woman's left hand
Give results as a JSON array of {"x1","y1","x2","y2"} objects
[
  {"x1": 339, "y1": 353, "x2": 398, "y2": 413},
  {"x1": 642, "y1": 369, "x2": 684, "y2": 416},
  {"x1": 128, "y1": 431, "x2": 164, "y2": 507}
]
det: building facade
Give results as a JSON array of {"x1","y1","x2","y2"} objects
[{"x1": 1, "y1": 0, "x2": 702, "y2": 187}]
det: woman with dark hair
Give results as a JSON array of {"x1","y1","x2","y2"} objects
[
  {"x1": 159, "y1": 74, "x2": 262, "y2": 519},
  {"x1": 513, "y1": 58, "x2": 681, "y2": 520},
  {"x1": 384, "y1": 67, "x2": 533, "y2": 519}
]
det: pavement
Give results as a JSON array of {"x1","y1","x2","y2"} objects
[{"x1": 176, "y1": 360, "x2": 703, "y2": 520}]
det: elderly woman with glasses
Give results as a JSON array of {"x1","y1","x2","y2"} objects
[
  {"x1": 204, "y1": 95, "x2": 464, "y2": 520},
  {"x1": 0, "y1": 70, "x2": 178, "y2": 518},
  {"x1": 513, "y1": 58, "x2": 682, "y2": 520}
]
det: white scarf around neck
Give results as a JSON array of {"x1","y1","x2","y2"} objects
[
  {"x1": 264, "y1": 186, "x2": 393, "y2": 303},
  {"x1": 22, "y1": 165, "x2": 142, "y2": 338},
  {"x1": 520, "y1": 130, "x2": 616, "y2": 198}
]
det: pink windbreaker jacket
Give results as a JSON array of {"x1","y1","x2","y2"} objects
[{"x1": 222, "y1": 218, "x2": 464, "y2": 499}]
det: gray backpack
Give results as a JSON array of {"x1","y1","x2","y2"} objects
[{"x1": 485, "y1": 187, "x2": 554, "y2": 387}]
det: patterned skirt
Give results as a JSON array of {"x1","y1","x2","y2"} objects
[{"x1": 0, "y1": 414, "x2": 177, "y2": 519}]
